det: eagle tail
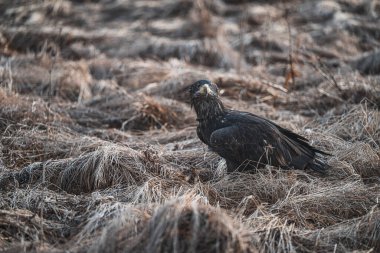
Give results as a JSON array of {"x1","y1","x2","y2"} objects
[{"x1": 308, "y1": 156, "x2": 329, "y2": 174}]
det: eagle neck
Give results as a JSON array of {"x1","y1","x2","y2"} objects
[{"x1": 194, "y1": 98, "x2": 225, "y2": 122}]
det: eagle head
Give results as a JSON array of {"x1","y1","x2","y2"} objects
[
  {"x1": 189, "y1": 80, "x2": 219, "y2": 101},
  {"x1": 189, "y1": 80, "x2": 224, "y2": 119}
]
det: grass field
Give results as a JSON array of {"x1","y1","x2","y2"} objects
[{"x1": 0, "y1": 0, "x2": 379, "y2": 252}]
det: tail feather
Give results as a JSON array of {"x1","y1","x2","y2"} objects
[
  {"x1": 312, "y1": 147, "x2": 331, "y2": 156},
  {"x1": 308, "y1": 157, "x2": 329, "y2": 174}
]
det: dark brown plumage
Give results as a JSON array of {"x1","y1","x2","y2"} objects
[{"x1": 190, "y1": 80, "x2": 329, "y2": 173}]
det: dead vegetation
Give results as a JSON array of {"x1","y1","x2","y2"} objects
[
  {"x1": 0, "y1": 0, "x2": 380, "y2": 252},
  {"x1": 90, "y1": 196, "x2": 253, "y2": 253}
]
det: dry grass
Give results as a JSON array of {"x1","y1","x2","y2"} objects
[
  {"x1": 1, "y1": 0, "x2": 380, "y2": 252},
  {"x1": 88, "y1": 195, "x2": 253, "y2": 253}
]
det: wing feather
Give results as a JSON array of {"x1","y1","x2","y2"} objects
[{"x1": 208, "y1": 111, "x2": 326, "y2": 171}]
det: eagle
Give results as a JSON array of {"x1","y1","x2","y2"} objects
[{"x1": 190, "y1": 80, "x2": 329, "y2": 173}]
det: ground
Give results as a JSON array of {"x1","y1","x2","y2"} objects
[{"x1": 0, "y1": 0, "x2": 379, "y2": 252}]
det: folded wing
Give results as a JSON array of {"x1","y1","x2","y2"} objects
[{"x1": 209, "y1": 111, "x2": 328, "y2": 173}]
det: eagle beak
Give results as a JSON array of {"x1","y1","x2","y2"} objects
[{"x1": 199, "y1": 84, "x2": 214, "y2": 97}]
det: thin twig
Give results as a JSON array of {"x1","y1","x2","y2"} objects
[
  {"x1": 48, "y1": 27, "x2": 63, "y2": 100},
  {"x1": 238, "y1": 0, "x2": 247, "y2": 74},
  {"x1": 284, "y1": 9, "x2": 296, "y2": 90},
  {"x1": 317, "y1": 58, "x2": 342, "y2": 92}
]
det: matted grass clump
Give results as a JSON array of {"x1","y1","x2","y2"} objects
[{"x1": 91, "y1": 196, "x2": 253, "y2": 253}]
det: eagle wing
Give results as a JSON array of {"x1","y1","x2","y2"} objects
[{"x1": 209, "y1": 111, "x2": 326, "y2": 172}]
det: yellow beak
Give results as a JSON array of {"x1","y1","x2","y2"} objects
[{"x1": 199, "y1": 84, "x2": 214, "y2": 96}]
